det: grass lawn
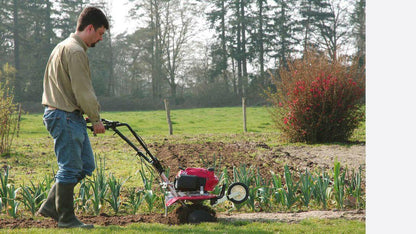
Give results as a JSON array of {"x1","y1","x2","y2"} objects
[{"x1": 2, "y1": 219, "x2": 365, "y2": 233}]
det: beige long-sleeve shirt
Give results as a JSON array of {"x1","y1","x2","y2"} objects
[{"x1": 42, "y1": 33, "x2": 101, "y2": 125}]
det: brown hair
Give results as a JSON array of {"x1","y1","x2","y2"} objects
[{"x1": 77, "y1": 7, "x2": 109, "y2": 32}]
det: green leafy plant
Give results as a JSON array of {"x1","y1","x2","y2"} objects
[
  {"x1": 213, "y1": 167, "x2": 229, "y2": 196},
  {"x1": 5, "y1": 184, "x2": 20, "y2": 218},
  {"x1": 198, "y1": 153, "x2": 222, "y2": 171},
  {"x1": 88, "y1": 156, "x2": 108, "y2": 215},
  {"x1": 299, "y1": 169, "x2": 313, "y2": 208},
  {"x1": 20, "y1": 181, "x2": 47, "y2": 216},
  {"x1": 138, "y1": 166, "x2": 158, "y2": 213},
  {"x1": 281, "y1": 165, "x2": 299, "y2": 210},
  {"x1": 313, "y1": 170, "x2": 332, "y2": 210},
  {"x1": 254, "y1": 168, "x2": 272, "y2": 211},
  {"x1": 346, "y1": 165, "x2": 364, "y2": 209},
  {"x1": 270, "y1": 171, "x2": 284, "y2": 207},
  {"x1": 76, "y1": 179, "x2": 92, "y2": 213},
  {"x1": 0, "y1": 165, "x2": 10, "y2": 213},
  {"x1": 333, "y1": 161, "x2": 346, "y2": 209},
  {"x1": 232, "y1": 164, "x2": 254, "y2": 187},
  {"x1": 106, "y1": 173, "x2": 129, "y2": 214},
  {"x1": 126, "y1": 187, "x2": 144, "y2": 215}
]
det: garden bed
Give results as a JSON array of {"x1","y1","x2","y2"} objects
[{"x1": 0, "y1": 140, "x2": 365, "y2": 228}]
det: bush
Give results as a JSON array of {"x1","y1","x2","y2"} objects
[
  {"x1": 266, "y1": 51, "x2": 365, "y2": 143},
  {"x1": 0, "y1": 63, "x2": 18, "y2": 156}
]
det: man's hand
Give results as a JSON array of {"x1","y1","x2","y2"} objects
[{"x1": 93, "y1": 121, "x2": 106, "y2": 134}]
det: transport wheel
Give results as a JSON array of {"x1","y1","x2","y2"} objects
[{"x1": 227, "y1": 182, "x2": 249, "y2": 204}]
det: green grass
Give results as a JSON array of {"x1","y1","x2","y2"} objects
[
  {"x1": 8, "y1": 106, "x2": 365, "y2": 187},
  {"x1": 1, "y1": 219, "x2": 365, "y2": 233},
  {"x1": 18, "y1": 106, "x2": 275, "y2": 138},
  {"x1": 11, "y1": 107, "x2": 278, "y2": 186}
]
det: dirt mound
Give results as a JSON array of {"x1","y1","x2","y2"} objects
[{"x1": 152, "y1": 141, "x2": 365, "y2": 181}]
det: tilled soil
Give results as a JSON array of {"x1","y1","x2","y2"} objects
[
  {"x1": 0, "y1": 210, "x2": 365, "y2": 228},
  {"x1": 0, "y1": 140, "x2": 365, "y2": 228},
  {"x1": 151, "y1": 140, "x2": 366, "y2": 182}
]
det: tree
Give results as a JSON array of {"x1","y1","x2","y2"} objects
[
  {"x1": 19, "y1": 0, "x2": 57, "y2": 101},
  {"x1": 112, "y1": 29, "x2": 153, "y2": 97},
  {"x1": 314, "y1": 0, "x2": 353, "y2": 61},
  {"x1": 129, "y1": 0, "x2": 166, "y2": 100},
  {"x1": 351, "y1": 0, "x2": 365, "y2": 67},
  {"x1": 56, "y1": 0, "x2": 86, "y2": 39},
  {"x1": 271, "y1": 0, "x2": 300, "y2": 69},
  {"x1": 299, "y1": 0, "x2": 328, "y2": 55},
  {"x1": 0, "y1": 0, "x2": 58, "y2": 101},
  {"x1": 249, "y1": 0, "x2": 274, "y2": 87},
  {"x1": 162, "y1": 0, "x2": 195, "y2": 102},
  {"x1": 87, "y1": 0, "x2": 115, "y2": 97},
  {"x1": 228, "y1": 0, "x2": 252, "y2": 97},
  {"x1": 0, "y1": 0, "x2": 15, "y2": 76},
  {"x1": 206, "y1": 0, "x2": 229, "y2": 88}
]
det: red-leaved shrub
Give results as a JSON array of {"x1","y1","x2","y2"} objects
[{"x1": 266, "y1": 52, "x2": 365, "y2": 143}]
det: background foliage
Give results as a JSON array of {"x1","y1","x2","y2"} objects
[{"x1": 0, "y1": 0, "x2": 365, "y2": 112}]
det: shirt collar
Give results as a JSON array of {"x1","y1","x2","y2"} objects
[{"x1": 70, "y1": 33, "x2": 88, "y2": 52}]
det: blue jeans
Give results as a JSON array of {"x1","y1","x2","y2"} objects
[{"x1": 43, "y1": 108, "x2": 95, "y2": 184}]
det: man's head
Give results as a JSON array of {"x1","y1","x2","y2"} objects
[{"x1": 76, "y1": 7, "x2": 109, "y2": 48}]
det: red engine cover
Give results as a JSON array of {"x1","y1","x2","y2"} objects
[{"x1": 176, "y1": 168, "x2": 219, "y2": 191}]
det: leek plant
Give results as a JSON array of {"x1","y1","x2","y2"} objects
[
  {"x1": 281, "y1": 165, "x2": 299, "y2": 210},
  {"x1": 270, "y1": 171, "x2": 284, "y2": 207},
  {"x1": 126, "y1": 187, "x2": 144, "y2": 214},
  {"x1": 88, "y1": 156, "x2": 108, "y2": 215},
  {"x1": 313, "y1": 170, "x2": 331, "y2": 209},
  {"x1": 299, "y1": 169, "x2": 313, "y2": 208},
  {"x1": 333, "y1": 161, "x2": 346, "y2": 209},
  {"x1": 106, "y1": 173, "x2": 129, "y2": 214},
  {"x1": 0, "y1": 166, "x2": 10, "y2": 213},
  {"x1": 20, "y1": 181, "x2": 47, "y2": 216},
  {"x1": 232, "y1": 164, "x2": 254, "y2": 186},
  {"x1": 254, "y1": 168, "x2": 272, "y2": 211},
  {"x1": 199, "y1": 153, "x2": 222, "y2": 171},
  {"x1": 346, "y1": 165, "x2": 363, "y2": 209},
  {"x1": 139, "y1": 166, "x2": 158, "y2": 213},
  {"x1": 5, "y1": 184, "x2": 20, "y2": 218},
  {"x1": 76, "y1": 179, "x2": 92, "y2": 213},
  {"x1": 213, "y1": 167, "x2": 229, "y2": 195}
]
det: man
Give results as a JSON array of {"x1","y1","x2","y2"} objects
[{"x1": 38, "y1": 7, "x2": 108, "y2": 228}]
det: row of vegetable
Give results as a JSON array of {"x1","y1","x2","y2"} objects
[{"x1": 0, "y1": 157, "x2": 364, "y2": 218}]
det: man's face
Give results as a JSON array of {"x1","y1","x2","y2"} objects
[{"x1": 86, "y1": 25, "x2": 106, "y2": 48}]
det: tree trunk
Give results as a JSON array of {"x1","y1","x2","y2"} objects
[
  {"x1": 258, "y1": 0, "x2": 265, "y2": 87},
  {"x1": 241, "y1": 0, "x2": 248, "y2": 97},
  {"x1": 221, "y1": 0, "x2": 228, "y2": 90},
  {"x1": 13, "y1": 0, "x2": 19, "y2": 71}
]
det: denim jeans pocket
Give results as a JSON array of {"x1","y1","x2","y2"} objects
[{"x1": 43, "y1": 110, "x2": 63, "y2": 138}]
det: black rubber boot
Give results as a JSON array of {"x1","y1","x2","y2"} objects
[
  {"x1": 56, "y1": 183, "x2": 93, "y2": 228},
  {"x1": 37, "y1": 183, "x2": 58, "y2": 221}
]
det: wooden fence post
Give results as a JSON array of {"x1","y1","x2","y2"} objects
[
  {"x1": 242, "y1": 97, "x2": 247, "y2": 133},
  {"x1": 16, "y1": 103, "x2": 22, "y2": 138},
  {"x1": 164, "y1": 99, "x2": 173, "y2": 135}
]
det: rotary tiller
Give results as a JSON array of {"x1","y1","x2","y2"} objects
[{"x1": 87, "y1": 119, "x2": 249, "y2": 223}]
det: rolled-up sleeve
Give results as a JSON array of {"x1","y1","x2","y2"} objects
[{"x1": 68, "y1": 51, "x2": 101, "y2": 124}]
